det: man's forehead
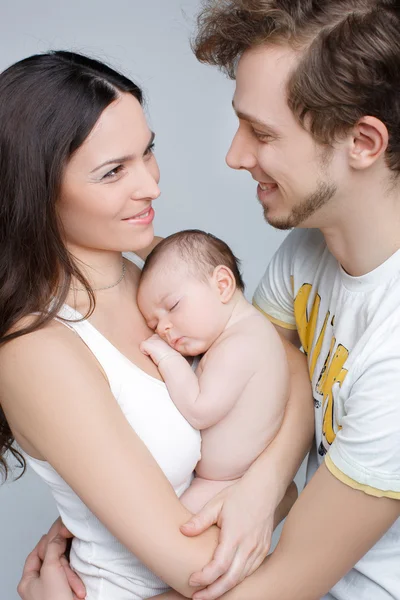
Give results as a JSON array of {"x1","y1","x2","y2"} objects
[{"x1": 234, "y1": 44, "x2": 298, "y2": 123}]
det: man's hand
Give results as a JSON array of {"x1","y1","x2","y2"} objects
[
  {"x1": 180, "y1": 479, "x2": 298, "y2": 600},
  {"x1": 18, "y1": 535, "x2": 85, "y2": 600},
  {"x1": 18, "y1": 518, "x2": 86, "y2": 600},
  {"x1": 140, "y1": 334, "x2": 180, "y2": 366}
]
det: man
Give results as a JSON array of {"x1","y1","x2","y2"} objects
[{"x1": 19, "y1": 1, "x2": 400, "y2": 599}]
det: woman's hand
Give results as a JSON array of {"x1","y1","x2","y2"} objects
[
  {"x1": 18, "y1": 518, "x2": 86, "y2": 600},
  {"x1": 180, "y1": 479, "x2": 298, "y2": 600}
]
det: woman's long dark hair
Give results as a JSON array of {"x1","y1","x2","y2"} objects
[{"x1": 0, "y1": 51, "x2": 143, "y2": 479}]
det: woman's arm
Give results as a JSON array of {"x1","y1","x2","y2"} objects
[
  {"x1": 0, "y1": 324, "x2": 218, "y2": 598},
  {"x1": 152, "y1": 464, "x2": 400, "y2": 600}
]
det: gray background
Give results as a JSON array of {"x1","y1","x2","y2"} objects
[{"x1": 0, "y1": 2, "x2": 305, "y2": 598}]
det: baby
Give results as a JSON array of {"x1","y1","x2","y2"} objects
[{"x1": 138, "y1": 229, "x2": 289, "y2": 513}]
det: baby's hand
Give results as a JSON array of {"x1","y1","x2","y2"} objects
[{"x1": 140, "y1": 334, "x2": 180, "y2": 366}]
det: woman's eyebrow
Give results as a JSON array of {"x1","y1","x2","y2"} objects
[{"x1": 91, "y1": 131, "x2": 156, "y2": 173}]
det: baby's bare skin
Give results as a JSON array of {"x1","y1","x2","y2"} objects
[{"x1": 138, "y1": 257, "x2": 289, "y2": 513}]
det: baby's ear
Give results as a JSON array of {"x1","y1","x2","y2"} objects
[{"x1": 212, "y1": 265, "x2": 236, "y2": 303}]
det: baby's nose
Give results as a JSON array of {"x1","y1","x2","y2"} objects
[{"x1": 156, "y1": 320, "x2": 171, "y2": 337}]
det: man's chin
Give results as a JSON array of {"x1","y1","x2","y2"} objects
[{"x1": 263, "y1": 209, "x2": 295, "y2": 231}]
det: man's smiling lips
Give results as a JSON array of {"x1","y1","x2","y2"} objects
[
  {"x1": 257, "y1": 182, "x2": 279, "y2": 204},
  {"x1": 258, "y1": 182, "x2": 278, "y2": 192}
]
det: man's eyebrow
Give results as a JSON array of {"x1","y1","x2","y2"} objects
[
  {"x1": 232, "y1": 101, "x2": 279, "y2": 134},
  {"x1": 91, "y1": 131, "x2": 156, "y2": 173}
]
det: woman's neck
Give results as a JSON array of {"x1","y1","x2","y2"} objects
[{"x1": 67, "y1": 245, "x2": 126, "y2": 291}]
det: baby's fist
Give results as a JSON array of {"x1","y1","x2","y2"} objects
[{"x1": 140, "y1": 334, "x2": 178, "y2": 366}]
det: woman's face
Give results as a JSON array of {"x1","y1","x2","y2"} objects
[{"x1": 58, "y1": 93, "x2": 160, "y2": 253}]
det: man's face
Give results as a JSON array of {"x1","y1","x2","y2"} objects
[{"x1": 227, "y1": 44, "x2": 344, "y2": 230}]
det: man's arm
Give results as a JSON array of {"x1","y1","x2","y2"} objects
[{"x1": 215, "y1": 462, "x2": 400, "y2": 600}]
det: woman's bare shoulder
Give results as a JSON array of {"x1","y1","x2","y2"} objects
[
  {"x1": 0, "y1": 317, "x2": 100, "y2": 382},
  {"x1": 134, "y1": 236, "x2": 163, "y2": 261}
]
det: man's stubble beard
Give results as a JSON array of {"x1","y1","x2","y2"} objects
[{"x1": 263, "y1": 180, "x2": 338, "y2": 230}]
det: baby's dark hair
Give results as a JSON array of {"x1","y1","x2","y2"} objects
[{"x1": 141, "y1": 229, "x2": 245, "y2": 292}]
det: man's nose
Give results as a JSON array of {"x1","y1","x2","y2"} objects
[{"x1": 226, "y1": 128, "x2": 257, "y2": 172}]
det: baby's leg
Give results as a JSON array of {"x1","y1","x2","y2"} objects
[{"x1": 180, "y1": 476, "x2": 241, "y2": 514}]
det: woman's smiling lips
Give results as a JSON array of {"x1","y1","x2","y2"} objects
[{"x1": 122, "y1": 206, "x2": 155, "y2": 225}]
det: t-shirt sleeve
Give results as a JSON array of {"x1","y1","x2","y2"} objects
[
  {"x1": 253, "y1": 230, "x2": 300, "y2": 330},
  {"x1": 326, "y1": 337, "x2": 400, "y2": 499}
]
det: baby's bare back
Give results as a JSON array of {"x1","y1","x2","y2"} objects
[{"x1": 195, "y1": 308, "x2": 289, "y2": 481}]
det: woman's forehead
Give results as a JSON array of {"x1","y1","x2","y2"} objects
[{"x1": 70, "y1": 93, "x2": 150, "y2": 167}]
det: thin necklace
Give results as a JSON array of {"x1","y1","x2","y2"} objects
[{"x1": 71, "y1": 261, "x2": 127, "y2": 292}]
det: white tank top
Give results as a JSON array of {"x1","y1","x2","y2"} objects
[{"x1": 24, "y1": 252, "x2": 202, "y2": 600}]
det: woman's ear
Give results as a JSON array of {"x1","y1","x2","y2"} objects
[
  {"x1": 348, "y1": 116, "x2": 389, "y2": 170},
  {"x1": 212, "y1": 265, "x2": 236, "y2": 303}
]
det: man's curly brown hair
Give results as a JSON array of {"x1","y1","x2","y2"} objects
[{"x1": 193, "y1": 0, "x2": 400, "y2": 172}]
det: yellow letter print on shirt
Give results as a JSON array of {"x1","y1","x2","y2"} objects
[{"x1": 294, "y1": 283, "x2": 348, "y2": 447}]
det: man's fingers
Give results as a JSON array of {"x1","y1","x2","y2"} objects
[
  {"x1": 189, "y1": 542, "x2": 237, "y2": 587},
  {"x1": 21, "y1": 549, "x2": 42, "y2": 578},
  {"x1": 181, "y1": 498, "x2": 223, "y2": 537},
  {"x1": 48, "y1": 517, "x2": 73, "y2": 540},
  {"x1": 192, "y1": 549, "x2": 244, "y2": 600},
  {"x1": 18, "y1": 549, "x2": 42, "y2": 599},
  {"x1": 61, "y1": 560, "x2": 86, "y2": 599},
  {"x1": 36, "y1": 534, "x2": 50, "y2": 562},
  {"x1": 42, "y1": 535, "x2": 69, "y2": 566}
]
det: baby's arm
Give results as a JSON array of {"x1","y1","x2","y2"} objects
[{"x1": 141, "y1": 334, "x2": 257, "y2": 430}]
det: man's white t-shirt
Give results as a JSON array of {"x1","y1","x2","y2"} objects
[{"x1": 253, "y1": 228, "x2": 400, "y2": 600}]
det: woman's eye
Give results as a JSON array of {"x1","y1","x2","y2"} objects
[
  {"x1": 102, "y1": 165, "x2": 124, "y2": 180},
  {"x1": 144, "y1": 142, "x2": 155, "y2": 158}
]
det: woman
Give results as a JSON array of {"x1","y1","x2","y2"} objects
[{"x1": 0, "y1": 52, "x2": 312, "y2": 600}]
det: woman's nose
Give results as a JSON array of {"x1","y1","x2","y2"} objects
[{"x1": 131, "y1": 164, "x2": 161, "y2": 201}]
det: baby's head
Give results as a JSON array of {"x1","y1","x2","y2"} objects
[{"x1": 137, "y1": 229, "x2": 245, "y2": 356}]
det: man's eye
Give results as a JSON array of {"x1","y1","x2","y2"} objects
[{"x1": 253, "y1": 130, "x2": 274, "y2": 142}]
